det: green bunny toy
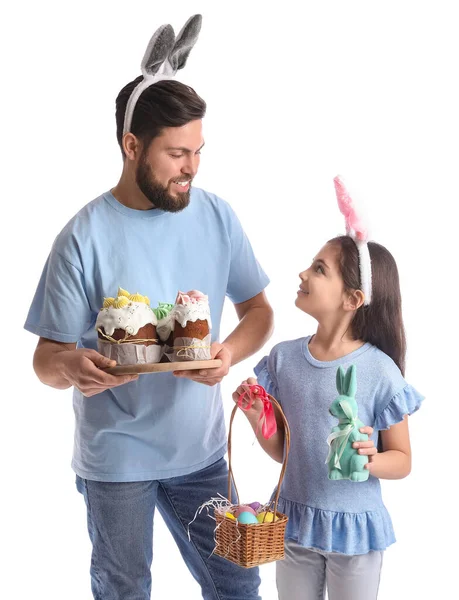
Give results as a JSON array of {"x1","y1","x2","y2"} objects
[{"x1": 326, "y1": 365, "x2": 369, "y2": 482}]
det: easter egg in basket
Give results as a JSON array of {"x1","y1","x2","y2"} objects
[
  {"x1": 233, "y1": 505, "x2": 257, "y2": 518},
  {"x1": 257, "y1": 511, "x2": 279, "y2": 523},
  {"x1": 237, "y1": 511, "x2": 259, "y2": 525}
]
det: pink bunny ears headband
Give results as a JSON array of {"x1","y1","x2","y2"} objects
[
  {"x1": 123, "y1": 14, "x2": 202, "y2": 136},
  {"x1": 333, "y1": 175, "x2": 372, "y2": 305}
]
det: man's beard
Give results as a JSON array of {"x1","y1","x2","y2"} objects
[{"x1": 136, "y1": 155, "x2": 191, "y2": 213}]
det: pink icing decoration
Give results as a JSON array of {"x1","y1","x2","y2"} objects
[
  {"x1": 333, "y1": 175, "x2": 368, "y2": 241},
  {"x1": 175, "y1": 290, "x2": 208, "y2": 305},
  {"x1": 187, "y1": 289, "x2": 207, "y2": 302},
  {"x1": 175, "y1": 291, "x2": 190, "y2": 305}
]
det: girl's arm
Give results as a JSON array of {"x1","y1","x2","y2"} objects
[
  {"x1": 353, "y1": 416, "x2": 412, "y2": 479},
  {"x1": 232, "y1": 378, "x2": 285, "y2": 464}
]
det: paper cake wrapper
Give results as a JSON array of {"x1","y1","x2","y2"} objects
[
  {"x1": 163, "y1": 333, "x2": 212, "y2": 362},
  {"x1": 97, "y1": 340, "x2": 162, "y2": 365}
]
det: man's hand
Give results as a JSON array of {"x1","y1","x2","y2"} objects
[
  {"x1": 57, "y1": 349, "x2": 138, "y2": 397},
  {"x1": 33, "y1": 338, "x2": 139, "y2": 397},
  {"x1": 172, "y1": 342, "x2": 232, "y2": 386}
]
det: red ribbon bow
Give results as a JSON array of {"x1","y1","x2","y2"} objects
[{"x1": 237, "y1": 384, "x2": 277, "y2": 439}]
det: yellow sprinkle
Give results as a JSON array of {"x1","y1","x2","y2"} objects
[
  {"x1": 144, "y1": 295, "x2": 150, "y2": 305},
  {"x1": 113, "y1": 296, "x2": 130, "y2": 309},
  {"x1": 129, "y1": 293, "x2": 147, "y2": 303},
  {"x1": 117, "y1": 287, "x2": 130, "y2": 298},
  {"x1": 103, "y1": 297, "x2": 115, "y2": 308}
]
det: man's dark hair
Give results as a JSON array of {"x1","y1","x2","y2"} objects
[{"x1": 116, "y1": 77, "x2": 206, "y2": 156}]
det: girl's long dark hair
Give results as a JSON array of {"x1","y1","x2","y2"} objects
[{"x1": 328, "y1": 236, "x2": 406, "y2": 375}]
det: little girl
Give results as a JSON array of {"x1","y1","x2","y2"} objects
[{"x1": 233, "y1": 177, "x2": 423, "y2": 600}]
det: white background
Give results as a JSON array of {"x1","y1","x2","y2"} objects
[{"x1": 2, "y1": 1, "x2": 458, "y2": 598}]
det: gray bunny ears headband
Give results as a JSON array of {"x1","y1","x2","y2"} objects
[{"x1": 123, "y1": 14, "x2": 202, "y2": 136}]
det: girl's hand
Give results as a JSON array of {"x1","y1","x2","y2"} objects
[
  {"x1": 232, "y1": 378, "x2": 264, "y2": 413},
  {"x1": 353, "y1": 426, "x2": 378, "y2": 471}
]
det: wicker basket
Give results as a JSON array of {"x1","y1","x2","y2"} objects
[{"x1": 214, "y1": 393, "x2": 291, "y2": 568}]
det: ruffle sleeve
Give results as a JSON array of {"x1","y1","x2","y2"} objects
[
  {"x1": 374, "y1": 384, "x2": 424, "y2": 431},
  {"x1": 254, "y1": 355, "x2": 279, "y2": 397}
]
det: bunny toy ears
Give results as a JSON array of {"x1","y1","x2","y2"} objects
[
  {"x1": 333, "y1": 175, "x2": 372, "y2": 305},
  {"x1": 123, "y1": 14, "x2": 202, "y2": 136}
]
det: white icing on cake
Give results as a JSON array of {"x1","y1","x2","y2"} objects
[
  {"x1": 156, "y1": 299, "x2": 211, "y2": 341},
  {"x1": 156, "y1": 311, "x2": 176, "y2": 342},
  {"x1": 174, "y1": 301, "x2": 212, "y2": 329},
  {"x1": 96, "y1": 301, "x2": 158, "y2": 337}
]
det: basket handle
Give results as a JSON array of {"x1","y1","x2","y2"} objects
[{"x1": 227, "y1": 392, "x2": 291, "y2": 518}]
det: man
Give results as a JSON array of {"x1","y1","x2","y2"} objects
[{"x1": 24, "y1": 16, "x2": 273, "y2": 600}]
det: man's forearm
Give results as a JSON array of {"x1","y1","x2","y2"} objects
[
  {"x1": 222, "y1": 305, "x2": 274, "y2": 366},
  {"x1": 33, "y1": 342, "x2": 73, "y2": 389}
]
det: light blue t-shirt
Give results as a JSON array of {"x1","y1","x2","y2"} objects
[
  {"x1": 25, "y1": 188, "x2": 269, "y2": 482},
  {"x1": 255, "y1": 336, "x2": 424, "y2": 555}
]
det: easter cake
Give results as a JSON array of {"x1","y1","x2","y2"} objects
[
  {"x1": 96, "y1": 287, "x2": 161, "y2": 365},
  {"x1": 157, "y1": 290, "x2": 212, "y2": 361}
]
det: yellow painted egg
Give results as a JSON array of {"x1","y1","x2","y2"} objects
[{"x1": 256, "y1": 511, "x2": 278, "y2": 523}]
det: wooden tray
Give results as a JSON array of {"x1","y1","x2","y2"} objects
[{"x1": 103, "y1": 359, "x2": 222, "y2": 375}]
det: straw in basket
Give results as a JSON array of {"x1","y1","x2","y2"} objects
[{"x1": 214, "y1": 385, "x2": 291, "y2": 568}]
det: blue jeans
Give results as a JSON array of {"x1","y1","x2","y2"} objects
[{"x1": 76, "y1": 458, "x2": 261, "y2": 600}]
